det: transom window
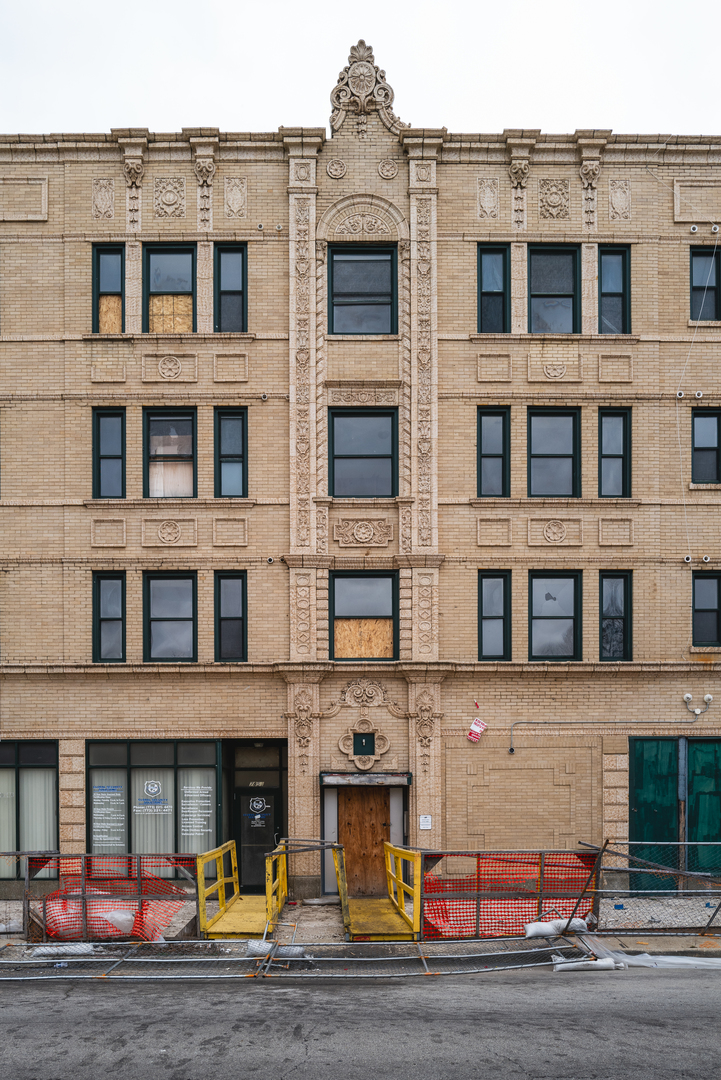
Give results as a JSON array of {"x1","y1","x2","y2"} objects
[
  {"x1": 477, "y1": 246, "x2": 509, "y2": 333},
  {"x1": 693, "y1": 574, "x2": 721, "y2": 646},
  {"x1": 528, "y1": 410, "x2": 581, "y2": 497},
  {"x1": 330, "y1": 573, "x2": 397, "y2": 660},
  {"x1": 692, "y1": 411, "x2": 721, "y2": 483},
  {"x1": 329, "y1": 246, "x2": 396, "y2": 334},
  {"x1": 529, "y1": 573, "x2": 581, "y2": 661},
  {"x1": 144, "y1": 574, "x2": 197, "y2": 662},
  {"x1": 691, "y1": 249, "x2": 720, "y2": 321},
  {"x1": 144, "y1": 245, "x2": 196, "y2": 333},
  {"x1": 529, "y1": 247, "x2": 579, "y2": 334},
  {"x1": 144, "y1": 409, "x2": 196, "y2": 498},
  {"x1": 329, "y1": 409, "x2": 397, "y2": 498}
]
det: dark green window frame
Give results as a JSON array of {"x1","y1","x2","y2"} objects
[
  {"x1": 527, "y1": 408, "x2": 581, "y2": 498},
  {"x1": 92, "y1": 244, "x2": 125, "y2": 334},
  {"x1": 692, "y1": 409, "x2": 721, "y2": 484},
  {"x1": 143, "y1": 572, "x2": 198, "y2": 663},
  {"x1": 214, "y1": 408, "x2": 248, "y2": 498},
  {"x1": 329, "y1": 571, "x2": 399, "y2": 662},
  {"x1": 599, "y1": 246, "x2": 631, "y2": 334},
  {"x1": 328, "y1": 245, "x2": 398, "y2": 335},
  {"x1": 528, "y1": 245, "x2": 581, "y2": 334},
  {"x1": 477, "y1": 245, "x2": 510, "y2": 333},
  {"x1": 214, "y1": 243, "x2": 247, "y2": 333},
  {"x1": 328, "y1": 408, "x2": 398, "y2": 498},
  {"x1": 86, "y1": 739, "x2": 222, "y2": 860},
  {"x1": 690, "y1": 248, "x2": 721, "y2": 321},
  {"x1": 598, "y1": 409, "x2": 631, "y2": 498},
  {"x1": 478, "y1": 571, "x2": 511, "y2": 661},
  {"x1": 93, "y1": 572, "x2": 126, "y2": 663},
  {"x1": 693, "y1": 573, "x2": 721, "y2": 646},
  {"x1": 600, "y1": 571, "x2": 632, "y2": 661},
  {"x1": 143, "y1": 408, "x2": 197, "y2": 499},
  {"x1": 477, "y1": 408, "x2": 510, "y2": 497},
  {"x1": 142, "y1": 244, "x2": 197, "y2": 333},
  {"x1": 215, "y1": 571, "x2": 247, "y2": 663},
  {"x1": 92, "y1": 408, "x2": 126, "y2": 499},
  {"x1": 0, "y1": 741, "x2": 59, "y2": 879},
  {"x1": 529, "y1": 571, "x2": 582, "y2": 662}
]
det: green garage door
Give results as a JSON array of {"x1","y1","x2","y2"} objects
[
  {"x1": 629, "y1": 738, "x2": 678, "y2": 888},
  {"x1": 688, "y1": 740, "x2": 721, "y2": 873}
]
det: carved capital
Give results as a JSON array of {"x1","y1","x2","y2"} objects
[
  {"x1": 580, "y1": 160, "x2": 601, "y2": 189},
  {"x1": 508, "y1": 159, "x2": 530, "y2": 189},
  {"x1": 124, "y1": 160, "x2": 144, "y2": 189},
  {"x1": 194, "y1": 159, "x2": 216, "y2": 187}
]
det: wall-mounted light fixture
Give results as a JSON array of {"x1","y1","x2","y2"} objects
[{"x1": 683, "y1": 693, "x2": 713, "y2": 717}]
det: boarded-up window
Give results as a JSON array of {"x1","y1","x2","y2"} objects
[
  {"x1": 149, "y1": 294, "x2": 193, "y2": 333},
  {"x1": 147, "y1": 249, "x2": 194, "y2": 333},
  {"x1": 332, "y1": 575, "x2": 395, "y2": 660},
  {"x1": 94, "y1": 247, "x2": 123, "y2": 334}
]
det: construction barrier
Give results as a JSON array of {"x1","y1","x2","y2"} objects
[
  {"x1": 197, "y1": 841, "x2": 240, "y2": 937},
  {"x1": 266, "y1": 844, "x2": 288, "y2": 930},
  {"x1": 385, "y1": 842, "x2": 421, "y2": 935}
]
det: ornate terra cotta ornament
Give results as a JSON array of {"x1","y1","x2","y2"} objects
[
  {"x1": 539, "y1": 179, "x2": 570, "y2": 220},
  {"x1": 338, "y1": 717, "x2": 390, "y2": 771},
  {"x1": 609, "y1": 179, "x2": 631, "y2": 221},
  {"x1": 154, "y1": 178, "x2": 185, "y2": 219},
  {"x1": 92, "y1": 179, "x2": 114, "y2": 219},
  {"x1": 330, "y1": 40, "x2": 409, "y2": 137},
  {"x1": 413, "y1": 687, "x2": 441, "y2": 772},
  {"x1": 580, "y1": 160, "x2": 601, "y2": 231},
  {"x1": 509, "y1": 159, "x2": 529, "y2": 231},
  {"x1": 333, "y1": 519, "x2": 394, "y2": 546},
  {"x1": 335, "y1": 213, "x2": 390, "y2": 235},
  {"x1": 543, "y1": 363, "x2": 566, "y2": 380},
  {"x1": 158, "y1": 355, "x2": 182, "y2": 379},
  {"x1": 293, "y1": 687, "x2": 314, "y2": 748},
  {"x1": 224, "y1": 177, "x2": 247, "y2": 218},
  {"x1": 543, "y1": 520, "x2": 567, "y2": 544},
  {"x1": 157, "y1": 520, "x2": 182, "y2": 544},
  {"x1": 378, "y1": 159, "x2": 398, "y2": 179},
  {"x1": 477, "y1": 178, "x2": 499, "y2": 219},
  {"x1": 326, "y1": 159, "x2": 347, "y2": 179},
  {"x1": 124, "y1": 160, "x2": 144, "y2": 189}
]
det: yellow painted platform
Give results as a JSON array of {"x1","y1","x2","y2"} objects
[
  {"x1": 347, "y1": 898, "x2": 417, "y2": 941},
  {"x1": 204, "y1": 894, "x2": 269, "y2": 939}
]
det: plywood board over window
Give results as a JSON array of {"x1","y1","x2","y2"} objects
[
  {"x1": 99, "y1": 294, "x2": 122, "y2": 334},
  {"x1": 149, "y1": 294, "x2": 193, "y2": 333},
  {"x1": 334, "y1": 617, "x2": 394, "y2": 659}
]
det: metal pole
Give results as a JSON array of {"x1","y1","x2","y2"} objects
[
  {"x1": 561, "y1": 839, "x2": 608, "y2": 935},
  {"x1": 80, "y1": 854, "x2": 88, "y2": 942}
]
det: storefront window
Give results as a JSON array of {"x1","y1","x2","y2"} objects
[{"x1": 0, "y1": 742, "x2": 58, "y2": 880}]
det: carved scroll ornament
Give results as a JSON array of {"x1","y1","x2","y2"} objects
[{"x1": 330, "y1": 40, "x2": 408, "y2": 136}]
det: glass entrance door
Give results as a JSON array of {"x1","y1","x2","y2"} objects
[{"x1": 234, "y1": 789, "x2": 281, "y2": 890}]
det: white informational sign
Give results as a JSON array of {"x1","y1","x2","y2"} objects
[
  {"x1": 419, "y1": 815, "x2": 432, "y2": 830},
  {"x1": 180, "y1": 785, "x2": 214, "y2": 839},
  {"x1": 91, "y1": 782, "x2": 126, "y2": 849}
]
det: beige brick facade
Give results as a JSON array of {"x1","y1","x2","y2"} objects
[{"x1": 1, "y1": 41, "x2": 720, "y2": 895}]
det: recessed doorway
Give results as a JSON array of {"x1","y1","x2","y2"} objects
[{"x1": 223, "y1": 740, "x2": 287, "y2": 893}]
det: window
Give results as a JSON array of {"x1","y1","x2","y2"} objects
[
  {"x1": 93, "y1": 573, "x2": 125, "y2": 663},
  {"x1": 215, "y1": 573, "x2": 246, "y2": 662},
  {"x1": 529, "y1": 572, "x2": 581, "y2": 660},
  {"x1": 93, "y1": 245, "x2": 124, "y2": 333},
  {"x1": 529, "y1": 247, "x2": 579, "y2": 333},
  {"x1": 93, "y1": 408, "x2": 125, "y2": 498},
  {"x1": 599, "y1": 247, "x2": 630, "y2": 334},
  {"x1": 329, "y1": 409, "x2": 397, "y2": 497},
  {"x1": 692, "y1": 411, "x2": 721, "y2": 483},
  {"x1": 691, "y1": 249, "x2": 720, "y2": 321},
  {"x1": 478, "y1": 572, "x2": 511, "y2": 660},
  {"x1": 87, "y1": 740, "x2": 218, "y2": 858},
  {"x1": 143, "y1": 245, "x2": 196, "y2": 333},
  {"x1": 144, "y1": 573, "x2": 197, "y2": 662},
  {"x1": 528, "y1": 409, "x2": 581, "y2": 497},
  {"x1": 477, "y1": 409, "x2": 510, "y2": 497},
  {"x1": 693, "y1": 574, "x2": 721, "y2": 646},
  {"x1": 477, "y1": 246, "x2": 510, "y2": 333},
  {"x1": 215, "y1": 409, "x2": 247, "y2": 497},
  {"x1": 599, "y1": 409, "x2": 631, "y2": 497},
  {"x1": 214, "y1": 245, "x2": 246, "y2": 332},
  {"x1": 0, "y1": 742, "x2": 58, "y2": 879},
  {"x1": 144, "y1": 409, "x2": 196, "y2": 498},
  {"x1": 330, "y1": 572, "x2": 397, "y2": 660},
  {"x1": 600, "y1": 572, "x2": 632, "y2": 660},
  {"x1": 329, "y1": 246, "x2": 397, "y2": 334}
]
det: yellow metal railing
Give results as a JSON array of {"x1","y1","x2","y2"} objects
[
  {"x1": 384, "y1": 841, "x2": 422, "y2": 934},
  {"x1": 265, "y1": 845, "x2": 289, "y2": 931},
  {"x1": 197, "y1": 841, "x2": 239, "y2": 936},
  {"x1": 332, "y1": 845, "x2": 351, "y2": 935}
]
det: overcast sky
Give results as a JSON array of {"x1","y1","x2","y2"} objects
[{"x1": 0, "y1": 0, "x2": 716, "y2": 138}]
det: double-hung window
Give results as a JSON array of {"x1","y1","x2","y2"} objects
[
  {"x1": 93, "y1": 572, "x2": 125, "y2": 663},
  {"x1": 600, "y1": 572, "x2": 632, "y2": 660},
  {"x1": 215, "y1": 409, "x2": 247, "y2": 497},
  {"x1": 329, "y1": 246, "x2": 397, "y2": 334},
  {"x1": 144, "y1": 409, "x2": 196, "y2": 498},
  {"x1": 93, "y1": 245, "x2": 124, "y2": 334},
  {"x1": 477, "y1": 246, "x2": 510, "y2": 333},
  {"x1": 330, "y1": 572, "x2": 397, "y2": 660},
  {"x1": 529, "y1": 247, "x2": 579, "y2": 333},
  {"x1": 693, "y1": 574, "x2": 721, "y2": 646},
  {"x1": 692, "y1": 411, "x2": 721, "y2": 483},
  {"x1": 144, "y1": 573, "x2": 197, "y2": 662},
  {"x1": 215, "y1": 572, "x2": 246, "y2": 662},
  {"x1": 477, "y1": 409, "x2": 509, "y2": 497},
  {"x1": 691, "y1": 249, "x2": 720, "y2": 321},
  {"x1": 529, "y1": 572, "x2": 581, "y2": 661},
  {"x1": 93, "y1": 408, "x2": 125, "y2": 498},
  {"x1": 528, "y1": 409, "x2": 581, "y2": 497},
  {"x1": 478, "y1": 572, "x2": 511, "y2": 660},
  {"x1": 214, "y1": 245, "x2": 246, "y2": 332},
  {"x1": 599, "y1": 409, "x2": 631, "y2": 497},
  {"x1": 0, "y1": 742, "x2": 58, "y2": 879},
  {"x1": 599, "y1": 247, "x2": 630, "y2": 334},
  {"x1": 144, "y1": 245, "x2": 196, "y2": 333},
  {"x1": 329, "y1": 409, "x2": 397, "y2": 498}
]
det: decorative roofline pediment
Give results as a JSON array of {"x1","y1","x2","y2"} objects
[{"x1": 330, "y1": 40, "x2": 409, "y2": 138}]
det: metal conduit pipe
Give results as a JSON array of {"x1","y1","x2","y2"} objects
[{"x1": 507, "y1": 716, "x2": 700, "y2": 754}]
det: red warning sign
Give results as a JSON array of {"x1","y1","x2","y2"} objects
[{"x1": 467, "y1": 717, "x2": 488, "y2": 742}]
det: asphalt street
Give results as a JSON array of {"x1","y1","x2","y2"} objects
[{"x1": 2, "y1": 967, "x2": 719, "y2": 1080}]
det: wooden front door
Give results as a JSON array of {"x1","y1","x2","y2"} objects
[{"x1": 337, "y1": 786, "x2": 390, "y2": 897}]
